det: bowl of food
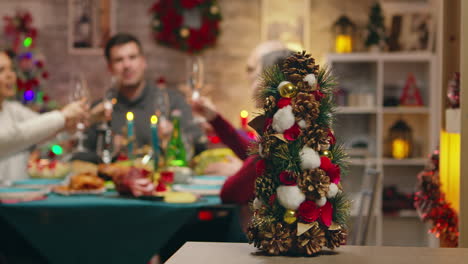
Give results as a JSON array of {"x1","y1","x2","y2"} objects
[{"x1": 28, "y1": 159, "x2": 70, "y2": 179}]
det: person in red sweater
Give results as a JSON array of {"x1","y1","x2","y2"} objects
[
  {"x1": 191, "y1": 42, "x2": 292, "y2": 230},
  {"x1": 192, "y1": 97, "x2": 257, "y2": 204}
]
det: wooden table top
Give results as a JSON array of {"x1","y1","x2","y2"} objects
[{"x1": 166, "y1": 242, "x2": 468, "y2": 264}]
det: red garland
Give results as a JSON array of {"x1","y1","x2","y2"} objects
[
  {"x1": 414, "y1": 150, "x2": 458, "y2": 247},
  {"x1": 149, "y1": 0, "x2": 222, "y2": 53}
]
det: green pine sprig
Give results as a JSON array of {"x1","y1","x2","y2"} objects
[
  {"x1": 256, "y1": 64, "x2": 286, "y2": 103},
  {"x1": 316, "y1": 94, "x2": 336, "y2": 128},
  {"x1": 317, "y1": 66, "x2": 338, "y2": 95},
  {"x1": 330, "y1": 192, "x2": 351, "y2": 228},
  {"x1": 330, "y1": 142, "x2": 350, "y2": 177}
]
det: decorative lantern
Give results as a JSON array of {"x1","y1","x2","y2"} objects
[
  {"x1": 332, "y1": 15, "x2": 356, "y2": 53},
  {"x1": 387, "y1": 119, "x2": 413, "y2": 159}
]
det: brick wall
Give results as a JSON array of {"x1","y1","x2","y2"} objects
[{"x1": 1, "y1": 0, "x2": 380, "y2": 124}]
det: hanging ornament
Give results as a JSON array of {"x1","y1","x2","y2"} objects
[
  {"x1": 283, "y1": 209, "x2": 297, "y2": 224},
  {"x1": 278, "y1": 81, "x2": 298, "y2": 98}
]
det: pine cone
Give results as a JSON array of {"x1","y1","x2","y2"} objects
[
  {"x1": 297, "y1": 224, "x2": 326, "y2": 255},
  {"x1": 302, "y1": 124, "x2": 329, "y2": 149},
  {"x1": 264, "y1": 95, "x2": 277, "y2": 115},
  {"x1": 247, "y1": 225, "x2": 262, "y2": 248},
  {"x1": 325, "y1": 229, "x2": 347, "y2": 249},
  {"x1": 261, "y1": 133, "x2": 281, "y2": 155},
  {"x1": 283, "y1": 51, "x2": 319, "y2": 85},
  {"x1": 292, "y1": 92, "x2": 320, "y2": 125},
  {"x1": 298, "y1": 169, "x2": 330, "y2": 200},
  {"x1": 258, "y1": 222, "x2": 294, "y2": 255},
  {"x1": 255, "y1": 175, "x2": 276, "y2": 202}
]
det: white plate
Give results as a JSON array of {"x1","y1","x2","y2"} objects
[
  {"x1": 0, "y1": 188, "x2": 48, "y2": 200},
  {"x1": 53, "y1": 187, "x2": 106, "y2": 196}
]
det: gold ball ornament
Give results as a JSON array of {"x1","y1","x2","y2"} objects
[
  {"x1": 152, "y1": 19, "x2": 160, "y2": 27},
  {"x1": 320, "y1": 150, "x2": 332, "y2": 159},
  {"x1": 278, "y1": 82, "x2": 298, "y2": 98},
  {"x1": 180, "y1": 28, "x2": 190, "y2": 38},
  {"x1": 210, "y1": 6, "x2": 219, "y2": 14},
  {"x1": 283, "y1": 209, "x2": 297, "y2": 224}
]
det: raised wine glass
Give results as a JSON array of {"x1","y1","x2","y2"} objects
[
  {"x1": 68, "y1": 73, "x2": 90, "y2": 153},
  {"x1": 186, "y1": 55, "x2": 204, "y2": 100}
]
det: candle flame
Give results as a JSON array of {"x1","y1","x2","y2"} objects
[
  {"x1": 126, "y1": 112, "x2": 134, "y2": 121},
  {"x1": 151, "y1": 115, "x2": 158, "y2": 124},
  {"x1": 240, "y1": 110, "x2": 248, "y2": 118}
]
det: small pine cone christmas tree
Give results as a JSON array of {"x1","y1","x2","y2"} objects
[{"x1": 247, "y1": 51, "x2": 350, "y2": 256}]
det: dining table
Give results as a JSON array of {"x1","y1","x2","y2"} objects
[
  {"x1": 0, "y1": 183, "x2": 242, "y2": 264},
  {"x1": 165, "y1": 242, "x2": 468, "y2": 264}
]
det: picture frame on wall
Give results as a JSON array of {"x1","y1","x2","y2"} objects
[
  {"x1": 68, "y1": 0, "x2": 116, "y2": 54},
  {"x1": 383, "y1": 2, "x2": 435, "y2": 52},
  {"x1": 260, "y1": 0, "x2": 310, "y2": 51}
]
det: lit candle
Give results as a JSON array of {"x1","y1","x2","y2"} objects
[
  {"x1": 126, "y1": 111, "x2": 134, "y2": 158},
  {"x1": 151, "y1": 115, "x2": 160, "y2": 171},
  {"x1": 240, "y1": 110, "x2": 248, "y2": 130},
  {"x1": 335, "y1": 34, "x2": 352, "y2": 53},
  {"x1": 392, "y1": 138, "x2": 410, "y2": 159}
]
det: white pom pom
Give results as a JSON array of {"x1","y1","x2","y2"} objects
[
  {"x1": 298, "y1": 119, "x2": 307, "y2": 129},
  {"x1": 327, "y1": 183, "x2": 339, "y2": 198},
  {"x1": 299, "y1": 147, "x2": 321, "y2": 170},
  {"x1": 258, "y1": 143, "x2": 264, "y2": 157},
  {"x1": 277, "y1": 186, "x2": 305, "y2": 210},
  {"x1": 277, "y1": 81, "x2": 291, "y2": 92},
  {"x1": 272, "y1": 105, "x2": 295, "y2": 133},
  {"x1": 316, "y1": 196, "x2": 327, "y2": 207},
  {"x1": 253, "y1": 197, "x2": 263, "y2": 210},
  {"x1": 304, "y1": 74, "x2": 316, "y2": 86}
]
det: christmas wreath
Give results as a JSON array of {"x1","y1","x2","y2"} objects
[{"x1": 149, "y1": 0, "x2": 222, "y2": 53}]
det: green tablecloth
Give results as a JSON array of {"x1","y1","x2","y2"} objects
[{"x1": 0, "y1": 192, "x2": 222, "y2": 264}]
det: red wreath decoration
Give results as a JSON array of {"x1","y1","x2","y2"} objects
[
  {"x1": 3, "y1": 11, "x2": 37, "y2": 53},
  {"x1": 149, "y1": 0, "x2": 222, "y2": 53}
]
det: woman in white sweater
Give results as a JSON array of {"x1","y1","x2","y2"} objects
[{"x1": 0, "y1": 50, "x2": 87, "y2": 182}]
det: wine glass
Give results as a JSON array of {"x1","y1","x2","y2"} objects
[
  {"x1": 186, "y1": 55, "x2": 204, "y2": 100},
  {"x1": 69, "y1": 73, "x2": 90, "y2": 153}
]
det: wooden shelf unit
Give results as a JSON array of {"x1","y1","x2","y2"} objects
[{"x1": 328, "y1": 52, "x2": 438, "y2": 247}]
